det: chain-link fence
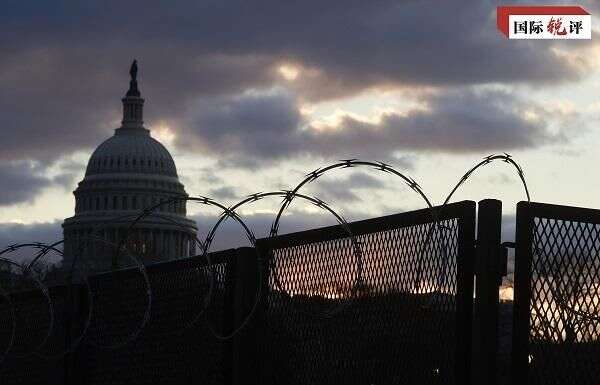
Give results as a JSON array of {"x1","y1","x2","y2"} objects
[
  {"x1": 0, "y1": 284, "x2": 66, "y2": 385},
  {"x1": 513, "y1": 202, "x2": 600, "y2": 385},
  {"x1": 0, "y1": 247, "x2": 245, "y2": 385},
  {"x1": 9, "y1": 199, "x2": 600, "y2": 385},
  {"x1": 254, "y1": 201, "x2": 476, "y2": 385}
]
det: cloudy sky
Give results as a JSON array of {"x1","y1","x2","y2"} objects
[{"x1": 1, "y1": 0, "x2": 600, "y2": 256}]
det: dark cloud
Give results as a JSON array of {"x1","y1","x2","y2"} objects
[
  {"x1": 50, "y1": 159, "x2": 86, "y2": 190},
  {"x1": 0, "y1": 47, "x2": 274, "y2": 163},
  {"x1": 181, "y1": 89, "x2": 302, "y2": 159},
  {"x1": 0, "y1": 159, "x2": 86, "y2": 207},
  {"x1": 181, "y1": 88, "x2": 565, "y2": 165},
  {"x1": 307, "y1": 172, "x2": 388, "y2": 204},
  {"x1": 3, "y1": 1, "x2": 591, "y2": 93},
  {"x1": 0, "y1": 162, "x2": 53, "y2": 205},
  {"x1": 179, "y1": 166, "x2": 227, "y2": 189},
  {"x1": 208, "y1": 186, "x2": 239, "y2": 201},
  {"x1": 0, "y1": 220, "x2": 62, "y2": 263},
  {"x1": 0, "y1": 0, "x2": 594, "y2": 166},
  {"x1": 310, "y1": 181, "x2": 360, "y2": 204},
  {"x1": 313, "y1": 89, "x2": 562, "y2": 153},
  {"x1": 348, "y1": 173, "x2": 387, "y2": 189},
  {"x1": 0, "y1": 48, "x2": 119, "y2": 162},
  {"x1": 0, "y1": 221, "x2": 61, "y2": 246}
]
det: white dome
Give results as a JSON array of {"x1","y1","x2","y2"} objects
[{"x1": 86, "y1": 129, "x2": 178, "y2": 177}]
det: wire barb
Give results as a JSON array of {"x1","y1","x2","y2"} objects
[{"x1": 0, "y1": 153, "x2": 534, "y2": 358}]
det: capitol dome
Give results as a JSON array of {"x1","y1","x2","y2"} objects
[
  {"x1": 85, "y1": 131, "x2": 178, "y2": 177},
  {"x1": 62, "y1": 61, "x2": 197, "y2": 272}
]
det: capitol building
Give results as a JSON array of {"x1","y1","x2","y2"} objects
[{"x1": 62, "y1": 61, "x2": 197, "y2": 272}]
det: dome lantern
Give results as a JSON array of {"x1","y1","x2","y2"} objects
[{"x1": 119, "y1": 59, "x2": 147, "y2": 132}]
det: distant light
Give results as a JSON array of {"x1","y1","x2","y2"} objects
[
  {"x1": 528, "y1": 354, "x2": 533, "y2": 364},
  {"x1": 153, "y1": 125, "x2": 176, "y2": 144},
  {"x1": 499, "y1": 286, "x2": 514, "y2": 301},
  {"x1": 522, "y1": 110, "x2": 540, "y2": 122},
  {"x1": 278, "y1": 64, "x2": 300, "y2": 81},
  {"x1": 433, "y1": 368, "x2": 440, "y2": 375}
]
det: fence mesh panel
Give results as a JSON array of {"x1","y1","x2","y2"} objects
[
  {"x1": 256, "y1": 202, "x2": 475, "y2": 385},
  {"x1": 521, "y1": 207, "x2": 600, "y2": 384},
  {"x1": 0, "y1": 249, "x2": 237, "y2": 385},
  {"x1": 82, "y1": 251, "x2": 233, "y2": 385},
  {"x1": 0, "y1": 203, "x2": 477, "y2": 385},
  {"x1": 0, "y1": 285, "x2": 65, "y2": 385}
]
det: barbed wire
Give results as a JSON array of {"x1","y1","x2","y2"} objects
[
  {"x1": 14, "y1": 217, "x2": 153, "y2": 353},
  {"x1": 269, "y1": 160, "x2": 456, "y2": 298},
  {"x1": 0, "y1": 152, "x2": 549, "y2": 359},
  {"x1": 204, "y1": 190, "x2": 362, "y2": 339},
  {"x1": 79, "y1": 235, "x2": 149, "y2": 351},
  {"x1": 0, "y1": 276, "x2": 15, "y2": 366},
  {"x1": 443, "y1": 153, "x2": 530, "y2": 205},
  {"x1": 457, "y1": 157, "x2": 600, "y2": 326},
  {"x1": 117, "y1": 196, "x2": 255, "y2": 338},
  {"x1": 0, "y1": 252, "x2": 54, "y2": 361},
  {"x1": 15, "y1": 241, "x2": 90, "y2": 360},
  {"x1": 5, "y1": 152, "x2": 600, "y2": 360},
  {"x1": 444, "y1": 155, "x2": 598, "y2": 336},
  {"x1": 272, "y1": 159, "x2": 434, "y2": 233},
  {"x1": 0, "y1": 243, "x2": 64, "y2": 362}
]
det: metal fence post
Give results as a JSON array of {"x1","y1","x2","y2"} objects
[
  {"x1": 222, "y1": 249, "x2": 239, "y2": 385},
  {"x1": 230, "y1": 246, "x2": 263, "y2": 385},
  {"x1": 70, "y1": 283, "x2": 90, "y2": 385},
  {"x1": 456, "y1": 201, "x2": 477, "y2": 385},
  {"x1": 511, "y1": 202, "x2": 533, "y2": 384},
  {"x1": 473, "y1": 199, "x2": 503, "y2": 385}
]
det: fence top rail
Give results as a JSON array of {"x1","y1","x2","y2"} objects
[
  {"x1": 89, "y1": 247, "x2": 238, "y2": 281},
  {"x1": 0, "y1": 249, "x2": 243, "y2": 299},
  {"x1": 257, "y1": 200, "x2": 475, "y2": 250},
  {"x1": 0, "y1": 281, "x2": 84, "y2": 301},
  {"x1": 517, "y1": 201, "x2": 600, "y2": 225}
]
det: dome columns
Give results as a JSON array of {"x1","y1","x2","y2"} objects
[{"x1": 121, "y1": 95, "x2": 144, "y2": 128}]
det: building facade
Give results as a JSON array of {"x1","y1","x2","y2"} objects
[{"x1": 62, "y1": 62, "x2": 197, "y2": 273}]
